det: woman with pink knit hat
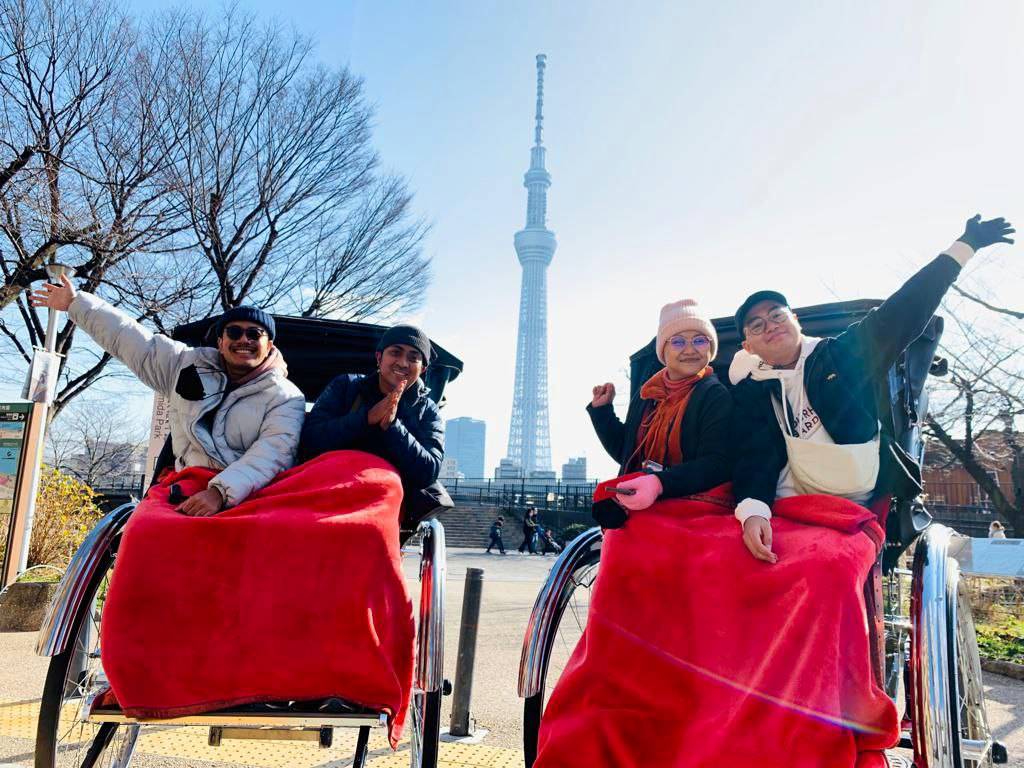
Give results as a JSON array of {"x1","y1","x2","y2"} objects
[{"x1": 587, "y1": 298, "x2": 733, "y2": 514}]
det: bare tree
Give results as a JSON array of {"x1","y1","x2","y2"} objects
[
  {"x1": 47, "y1": 395, "x2": 147, "y2": 488},
  {"x1": 924, "y1": 285, "x2": 1024, "y2": 531},
  {"x1": 0, "y1": 2, "x2": 432, "y2": 423},
  {"x1": 0, "y1": 0, "x2": 197, "y2": 419},
  {"x1": 164, "y1": 8, "x2": 430, "y2": 317}
]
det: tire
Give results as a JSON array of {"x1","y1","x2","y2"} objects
[
  {"x1": 409, "y1": 689, "x2": 442, "y2": 768},
  {"x1": 522, "y1": 544, "x2": 601, "y2": 767},
  {"x1": 910, "y1": 524, "x2": 994, "y2": 768},
  {"x1": 35, "y1": 550, "x2": 139, "y2": 768},
  {"x1": 409, "y1": 519, "x2": 445, "y2": 768},
  {"x1": 947, "y1": 569, "x2": 993, "y2": 768}
]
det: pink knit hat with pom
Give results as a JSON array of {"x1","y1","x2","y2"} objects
[{"x1": 656, "y1": 299, "x2": 718, "y2": 363}]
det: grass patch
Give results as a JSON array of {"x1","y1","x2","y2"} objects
[
  {"x1": 976, "y1": 613, "x2": 1024, "y2": 664},
  {"x1": 15, "y1": 565, "x2": 63, "y2": 583}
]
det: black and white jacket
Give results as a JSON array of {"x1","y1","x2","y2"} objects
[{"x1": 729, "y1": 242, "x2": 974, "y2": 522}]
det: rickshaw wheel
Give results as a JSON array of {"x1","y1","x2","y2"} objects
[
  {"x1": 35, "y1": 550, "x2": 139, "y2": 768},
  {"x1": 520, "y1": 531, "x2": 602, "y2": 767},
  {"x1": 409, "y1": 688, "x2": 442, "y2": 768},
  {"x1": 910, "y1": 524, "x2": 995, "y2": 768}
]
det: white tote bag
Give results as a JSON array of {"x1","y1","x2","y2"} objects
[{"x1": 771, "y1": 393, "x2": 879, "y2": 498}]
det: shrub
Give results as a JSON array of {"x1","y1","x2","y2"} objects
[
  {"x1": 976, "y1": 615, "x2": 1024, "y2": 664},
  {"x1": 559, "y1": 523, "x2": 593, "y2": 545},
  {"x1": 27, "y1": 467, "x2": 103, "y2": 569}
]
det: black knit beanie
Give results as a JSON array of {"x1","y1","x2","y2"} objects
[
  {"x1": 215, "y1": 306, "x2": 276, "y2": 340},
  {"x1": 377, "y1": 324, "x2": 432, "y2": 363}
]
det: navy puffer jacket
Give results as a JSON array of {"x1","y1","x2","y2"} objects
[{"x1": 299, "y1": 373, "x2": 444, "y2": 489}]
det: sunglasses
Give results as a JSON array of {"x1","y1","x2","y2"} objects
[
  {"x1": 744, "y1": 307, "x2": 792, "y2": 336},
  {"x1": 223, "y1": 325, "x2": 268, "y2": 341},
  {"x1": 668, "y1": 335, "x2": 711, "y2": 351}
]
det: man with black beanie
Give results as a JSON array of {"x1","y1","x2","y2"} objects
[{"x1": 299, "y1": 324, "x2": 444, "y2": 491}]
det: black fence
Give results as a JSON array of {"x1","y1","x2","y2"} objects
[{"x1": 79, "y1": 475, "x2": 1024, "y2": 540}]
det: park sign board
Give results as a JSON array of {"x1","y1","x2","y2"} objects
[
  {"x1": 0, "y1": 403, "x2": 30, "y2": 499},
  {"x1": 0, "y1": 402, "x2": 32, "y2": 580}
]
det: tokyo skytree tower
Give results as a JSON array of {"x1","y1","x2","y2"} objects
[{"x1": 506, "y1": 54, "x2": 556, "y2": 474}]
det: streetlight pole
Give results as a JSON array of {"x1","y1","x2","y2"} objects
[{"x1": 13, "y1": 263, "x2": 73, "y2": 575}]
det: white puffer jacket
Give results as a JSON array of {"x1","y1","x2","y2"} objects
[{"x1": 68, "y1": 292, "x2": 306, "y2": 506}]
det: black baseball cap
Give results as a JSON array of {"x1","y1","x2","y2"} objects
[{"x1": 734, "y1": 290, "x2": 789, "y2": 335}]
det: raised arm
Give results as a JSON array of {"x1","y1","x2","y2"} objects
[
  {"x1": 846, "y1": 215, "x2": 1014, "y2": 379},
  {"x1": 586, "y1": 382, "x2": 627, "y2": 463},
  {"x1": 31, "y1": 275, "x2": 188, "y2": 395}
]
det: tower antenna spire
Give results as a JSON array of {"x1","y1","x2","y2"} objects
[{"x1": 534, "y1": 53, "x2": 546, "y2": 147}]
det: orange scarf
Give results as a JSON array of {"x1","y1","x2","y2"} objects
[{"x1": 634, "y1": 366, "x2": 710, "y2": 468}]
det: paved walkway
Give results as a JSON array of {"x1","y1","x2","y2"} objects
[{"x1": 3, "y1": 548, "x2": 1024, "y2": 766}]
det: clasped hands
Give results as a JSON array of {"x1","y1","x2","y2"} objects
[{"x1": 367, "y1": 379, "x2": 407, "y2": 430}]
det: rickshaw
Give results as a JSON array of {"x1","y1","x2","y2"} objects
[
  {"x1": 518, "y1": 300, "x2": 1008, "y2": 768},
  {"x1": 32, "y1": 315, "x2": 463, "y2": 768}
]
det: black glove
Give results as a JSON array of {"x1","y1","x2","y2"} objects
[{"x1": 592, "y1": 498, "x2": 628, "y2": 529}]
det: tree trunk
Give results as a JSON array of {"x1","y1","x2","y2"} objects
[{"x1": 926, "y1": 416, "x2": 1024, "y2": 534}]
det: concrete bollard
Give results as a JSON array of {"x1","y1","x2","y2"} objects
[{"x1": 449, "y1": 567, "x2": 484, "y2": 737}]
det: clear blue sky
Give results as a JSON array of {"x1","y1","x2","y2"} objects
[{"x1": 86, "y1": 1, "x2": 1024, "y2": 476}]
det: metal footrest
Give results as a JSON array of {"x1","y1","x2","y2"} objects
[
  {"x1": 208, "y1": 725, "x2": 334, "y2": 748},
  {"x1": 89, "y1": 705, "x2": 388, "y2": 730}
]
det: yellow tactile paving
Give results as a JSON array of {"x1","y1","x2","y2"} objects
[{"x1": 1, "y1": 698, "x2": 523, "y2": 767}]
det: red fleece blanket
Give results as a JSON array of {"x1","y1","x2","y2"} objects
[
  {"x1": 99, "y1": 451, "x2": 414, "y2": 746},
  {"x1": 534, "y1": 486, "x2": 898, "y2": 768}
]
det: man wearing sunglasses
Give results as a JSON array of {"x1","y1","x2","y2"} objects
[
  {"x1": 31, "y1": 276, "x2": 305, "y2": 517},
  {"x1": 729, "y1": 214, "x2": 1014, "y2": 563}
]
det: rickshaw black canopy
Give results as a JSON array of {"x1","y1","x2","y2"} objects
[{"x1": 171, "y1": 314, "x2": 464, "y2": 405}]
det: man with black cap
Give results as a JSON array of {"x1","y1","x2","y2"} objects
[
  {"x1": 728, "y1": 214, "x2": 1014, "y2": 563},
  {"x1": 31, "y1": 275, "x2": 306, "y2": 516},
  {"x1": 299, "y1": 324, "x2": 444, "y2": 491}
]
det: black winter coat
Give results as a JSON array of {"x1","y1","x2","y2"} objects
[
  {"x1": 731, "y1": 253, "x2": 962, "y2": 508},
  {"x1": 587, "y1": 374, "x2": 733, "y2": 497},
  {"x1": 299, "y1": 373, "x2": 444, "y2": 489}
]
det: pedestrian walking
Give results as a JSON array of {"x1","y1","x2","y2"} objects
[
  {"x1": 519, "y1": 507, "x2": 538, "y2": 553},
  {"x1": 487, "y1": 516, "x2": 507, "y2": 554}
]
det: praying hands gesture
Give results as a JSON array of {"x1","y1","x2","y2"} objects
[{"x1": 368, "y1": 379, "x2": 406, "y2": 430}]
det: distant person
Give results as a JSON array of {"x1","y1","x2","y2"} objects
[
  {"x1": 989, "y1": 520, "x2": 1007, "y2": 539},
  {"x1": 519, "y1": 507, "x2": 539, "y2": 553},
  {"x1": 487, "y1": 516, "x2": 507, "y2": 554}
]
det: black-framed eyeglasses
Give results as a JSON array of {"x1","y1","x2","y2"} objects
[
  {"x1": 744, "y1": 307, "x2": 791, "y2": 336},
  {"x1": 223, "y1": 325, "x2": 268, "y2": 341}
]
